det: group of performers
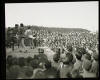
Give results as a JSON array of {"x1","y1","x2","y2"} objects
[{"x1": 6, "y1": 24, "x2": 38, "y2": 51}]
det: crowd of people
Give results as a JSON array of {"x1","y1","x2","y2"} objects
[{"x1": 6, "y1": 24, "x2": 99, "y2": 79}]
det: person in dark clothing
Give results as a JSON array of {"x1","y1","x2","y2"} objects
[
  {"x1": 20, "y1": 66, "x2": 33, "y2": 79},
  {"x1": 8, "y1": 28, "x2": 16, "y2": 51},
  {"x1": 29, "y1": 59, "x2": 39, "y2": 69},
  {"x1": 7, "y1": 26, "x2": 19, "y2": 51},
  {"x1": 40, "y1": 61, "x2": 58, "y2": 78},
  {"x1": 6, "y1": 27, "x2": 12, "y2": 48},
  {"x1": 6, "y1": 27, "x2": 15, "y2": 50},
  {"x1": 13, "y1": 24, "x2": 20, "y2": 48},
  {"x1": 8, "y1": 65, "x2": 21, "y2": 79},
  {"x1": 18, "y1": 57, "x2": 26, "y2": 68},
  {"x1": 18, "y1": 24, "x2": 26, "y2": 48},
  {"x1": 71, "y1": 69, "x2": 83, "y2": 78},
  {"x1": 6, "y1": 55, "x2": 13, "y2": 69},
  {"x1": 37, "y1": 48, "x2": 48, "y2": 63},
  {"x1": 59, "y1": 52, "x2": 74, "y2": 78},
  {"x1": 90, "y1": 52, "x2": 99, "y2": 77}
]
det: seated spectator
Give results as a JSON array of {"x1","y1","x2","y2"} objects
[
  {"x1": 86, "y1": 46, "x2": 93, "y2": 55},
  {"x1": 29, "y1": 59, "x2": 39, "y2": 69},
  {"x1": 44, "y1": 67, "x2": 58, "y2": 78},
  {"x1": 52, "y1": 52, "x2": 60, "y2": 70},
  {"x1": 82, "y1": 52, "x2": 92, "y2": 63},
  {"x1": 32, "y1": 61, "x2": 50, "y2": 79},
  {"x1": 82, "y1": 59, "x2": 96, "y2": 78},
  {"x1": 11, "y1": 57, "x2": 19, "y2": 65},
  {"x1": 71, "y1": 69, "x2": 83, "y2": 78},
  {"x1": 34, "y1": 55, "x2": 39, "y2": 59},
  {"x1": 44, "y1": 60, "x2": 52, "y2": 69},
  {"x1": 6, "y1": 55, "x2": 13, "y2": 68},
  {"x1": 59, "y1": 52, "x2": 74, "y2": 78},
  {"x1": 43, "y1": 61, "x2": 58, "y2": 78},
  {"x1": 53, "y1": 53, "x2": 60, "y2": 63},
  {"x1": 62, "y1": 46, "x2": 76, "y2": 64},
  {"x1": 26, "y1": 56, "x2": 33, "y2": 66},
  {"x1": 9, "y1": 65, "x2": 21, "y2": 79},
  {"x1": 33, "y1": 69, "x2": 46, "y2": 79},
  {"x1": 90, "y1": 53, "x2": 99, "y2": 77},
  {"x1": 76, "y1": 47, "x2": 87, "y2": 55},
  {"x1": 92, "y1": 51, "x2": 99, "y2": 61},
  {"x1": 18, "y1": 57, "x2": 26, "y2": 67},
  {"x1": 74, "y1": 51, "x2": 83, "y2": 72},
  {"x1": 37, "y1": 48, "x2": 48, "y2": 63},
  {"x1": 18, "y1": 66, "x2": 33, "y2": 79},
  {"x1": 67, "y1": 45, "x2": 73, "y2": 52}
]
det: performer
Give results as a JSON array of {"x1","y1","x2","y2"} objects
[
  {"x1": 18, "y1": 24, "x2": 26, "y2": 49},
  {"x1": 24, "y1": 26, "x2": 36, "y2": 49},
  {"x1": 6, "y1": 27, "x2": 12, "y2": 48},
  {"x1": 9, "y1": 28, "x2": 15, "y2": 51},
  {"x1": 7, "y1": 26, "x2": 19, "y2": 51},
  {"x1": 13, "y1": 24, "x2": 19, "y2": 48}
]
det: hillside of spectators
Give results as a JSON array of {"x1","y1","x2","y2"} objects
[{"x1": 6, "y1": 23, "x2": 99, "y2": 79}]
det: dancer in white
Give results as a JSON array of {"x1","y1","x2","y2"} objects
[{"x1": 25, "y1": 26, "x2": 36, "y2": 49}]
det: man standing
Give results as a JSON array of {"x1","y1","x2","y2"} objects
[
  {"x1": 24, "y1": 26, "x2": 35, "y2": 49},
  {"x1": 6, "y1": 27, "x2": 12, "y2": 48},
  {"x1": 8, "y1": 27, "x2": 16, "y2": 51},
  {"x1": 18, "y1": 23, "x2": 26, "y2": 49},
  {"x1": 13, "y1": 24, "x2": 19, "y2": 48}
]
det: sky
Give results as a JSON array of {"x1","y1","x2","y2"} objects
[{"x1": 5, "y1": 1, "x2": 99, "y2": 32}]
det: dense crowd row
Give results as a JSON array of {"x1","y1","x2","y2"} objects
[
  {"x1": 6, "y1": 45, "x2": 99, "y2": 79},
  {"x1": 6, "y1": 24, "x2": 99, "y2": 79},
  {"x1": 6, "y1": 24, "x2": 98, "y2": 51},
  {"x1": 33, "y1": 29, "x2": 98, "y2": 52}
]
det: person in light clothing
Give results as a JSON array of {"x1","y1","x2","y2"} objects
[{"x1": 24, "y1": 26, "x2": 36, "y2": 49}]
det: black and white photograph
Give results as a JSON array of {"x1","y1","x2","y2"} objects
[{"x1": 5, "y1": 1, "x2": 99, "y2": 79}]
